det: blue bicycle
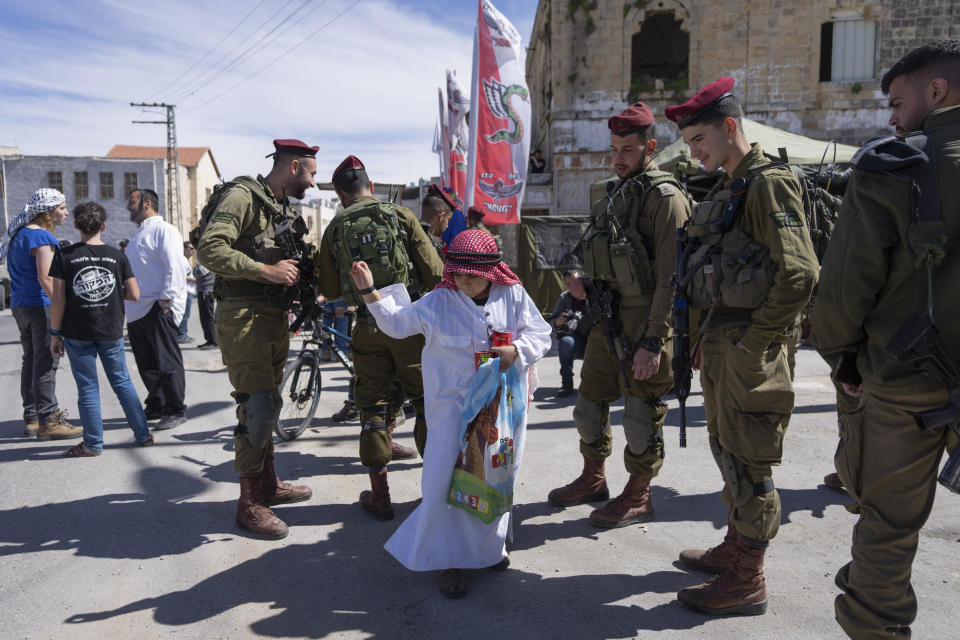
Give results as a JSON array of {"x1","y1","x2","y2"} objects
[{"x1": 275, "y1": 309, "x2": 354, "y2": 441}]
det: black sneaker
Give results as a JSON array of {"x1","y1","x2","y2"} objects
[
  {"x1": 154, "y1": 414, "x2": 187, "y2": 430},
  {"x1": 177, "y1": 335, "x2": 194, "y2": 344},
  {"x1": 145, "y1": 408, "x2": 163, "y2": 421},
  {"x1": 197, "y1": 342, "x2": 219, "y2": 350},
  {"x1": 556, "y1": 386, "x2": 575, "y2": 398}
]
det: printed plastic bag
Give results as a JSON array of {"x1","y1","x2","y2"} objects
[{"x1": 447, "y1": 358, "x2": 526, "y2": 523}]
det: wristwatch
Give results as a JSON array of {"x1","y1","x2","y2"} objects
[
  {"x1": 640, "y1": 336, "x2": 664, "y2": 354},
  {"x1": 358, "y1": 285, "x2": 376, "y2": 295}
]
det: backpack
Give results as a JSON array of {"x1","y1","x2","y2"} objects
[
  {"x1": 331, "y1": 200, "x2": 422, "y2": 307},
  {"x1": 190, "y1": 176, "x2": 274, "y2": 248}
]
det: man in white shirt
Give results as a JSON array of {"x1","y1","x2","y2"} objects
[{"x1": 125, "y1": 188, "x2": 188, "y2": 430}]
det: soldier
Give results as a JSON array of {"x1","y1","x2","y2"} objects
[
  {"x1": 665, "y1": 79, "x2": 818, "y2": 616},
  {"x1": 316, "y1": 156, "x2": 443, "y2": 520},
  {"x1": 196, "y1": 139, "x2": 316, "y2": 540},
  {"x1": 812, "y1": 40, "x2": 960, "y2": 639},
  {"x1": 547, "y1": 102, "x2": 690, "y2": 528}
]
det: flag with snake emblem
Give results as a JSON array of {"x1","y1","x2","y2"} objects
[{"x1": 465, "y1": 0, "x2": 530, "y2": 225}]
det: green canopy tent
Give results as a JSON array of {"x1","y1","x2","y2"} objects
[{"x1": 516, "y1": 215, "x2": 590, "y2": 316}]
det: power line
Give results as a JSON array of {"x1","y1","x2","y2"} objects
[
  {"x1": 169, "y1": 0, "x2": 315, "y2": 104},
  {"x1": 145, "y1": 0, "x2": 269, "y2": 102},
  {"x1": 181, "y1": 0, "x2": 364, "y2": 115}
]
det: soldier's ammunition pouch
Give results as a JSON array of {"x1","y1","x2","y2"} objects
[{"x1": 684, "y1": 185, "x2": 776, "y2": 310}]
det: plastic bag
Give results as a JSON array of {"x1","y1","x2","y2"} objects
[{"x1": 447, "y1": 358, "x2": 526, "y2": 523}]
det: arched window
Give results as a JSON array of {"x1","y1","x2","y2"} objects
[{"x1": 631, "y1": 12, "x2": 689, "y2": 93}]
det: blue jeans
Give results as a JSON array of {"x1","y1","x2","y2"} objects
[
  {"x1": 558, "y1": 333, "x2": 588, "y2": 389},
  {"x1": 178, "y1": 292, "x2": 195, "y2": 338},
  {"x1": 64, "y1": 337, "x2": 151, "y2": 451}
]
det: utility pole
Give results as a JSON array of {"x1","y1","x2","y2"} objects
[{"x1": 130, "y1": 102, "x2": 182, "y2": 232}]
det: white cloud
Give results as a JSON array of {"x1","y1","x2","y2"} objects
[{"x1": 0, "y1": 0, "x2": 513, "y2": 199}]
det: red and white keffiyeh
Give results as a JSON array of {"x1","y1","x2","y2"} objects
[{"x1": 437, "y1": 229, "x2": 520, "y2": 290}]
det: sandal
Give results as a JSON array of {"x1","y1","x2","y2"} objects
[
  {"x1": 439, "y1": 569, "x2": 467, "y2": 599},
  {"x1": 64, "y1": 443, "x2": 101, "y2": 457},
  {"x1": 138, "y1": 435, "x2": 154, "y2": 447}
]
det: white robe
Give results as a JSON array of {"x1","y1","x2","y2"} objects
[{"x1": 367, "y1": 282, "x2": 552, "y2": 571}]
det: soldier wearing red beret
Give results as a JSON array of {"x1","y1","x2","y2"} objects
[
  {"x1": 547, "y1": 102, "x2": 690, "y2": 530},
  {"x1": 196, "y1": 138, "x2": 319, "y2": 540},
  {"x1": 666, "y1": 79, "x2": 818, "y2": 616},
  {"x1": 315, "y1": 156, "x2": 444, "y2": 520}
]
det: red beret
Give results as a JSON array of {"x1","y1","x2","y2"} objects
[
  {"x1": 665, "y1": 77, "x2": 736, "y2": 126},
  {"x1": 467, "y1": 205, "x2": 485, "y2": 218},
  {"x1": 426, "y1": 184, "x2": 457, "y2": 211},
  {"x1": 267, "y1": 138, "x2": 319, "y2": 158},
  {"x1": 608, "y1": 102, "x2": 654, "y2": 135},
  {"x1": 332, "y1": 155, "x2": 365, "y2": 182}
]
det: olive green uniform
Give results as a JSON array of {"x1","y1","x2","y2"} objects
[
  {"x1": 576, "y1": 162, "x2": 690, "y2": 477},
  {"x1": 316, "y1": 196, "x2": 443, "y2": 469},
  {"x1": 812, "y1": 106, "x2": 960, "y2": 639},
  {"x1": 686, "y1": 144, "x2": 818, "y2": 545},
  {"x1": 196, "y1": 175, "x2": 292, "y2": 474}
]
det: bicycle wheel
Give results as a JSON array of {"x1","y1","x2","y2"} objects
[{"x1": 275, "y1": 352, "x2": 321, "y2": 440}]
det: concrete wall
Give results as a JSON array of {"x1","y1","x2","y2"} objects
[
  {"x1": 525, "y1": 0, "x2": 960, "y2": 215},
  {"x1": 1, "y1": 155, "x2": 165, "y2": 248}
]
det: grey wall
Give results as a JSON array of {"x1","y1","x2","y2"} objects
[{"x1": 1, "y1": 155, "x2": 166, "y2": 248}]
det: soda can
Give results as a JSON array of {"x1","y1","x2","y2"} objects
[{"x1": 491, "y1": 331, "x2": 512, "y2": 346}]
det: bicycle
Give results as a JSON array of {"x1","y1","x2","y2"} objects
[{"x1": 275, "y1": 309, "x2": 354, "y2": 441}]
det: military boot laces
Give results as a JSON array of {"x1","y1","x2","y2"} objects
[
  {"x1": 37, "y1": 410, "x2": 82, "y2": 441},
  {"x1": 547, "y1": 456, "x2": 609, "y2": 507}
]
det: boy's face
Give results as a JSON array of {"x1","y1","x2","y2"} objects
[
  {"x1": 453, "y1": 272, "x2": 491, "y2": 298},
  {"x1": 681, "y1": 120, "x2": 733, "y2": 172}
]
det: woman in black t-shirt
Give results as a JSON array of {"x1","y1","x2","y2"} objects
[{"x1": 49, "y1": 202, "x2": 153, "y2": 456}]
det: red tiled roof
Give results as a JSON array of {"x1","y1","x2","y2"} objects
[{"x1": 105, "y1": 145, "x2": 220, "y2": 176}]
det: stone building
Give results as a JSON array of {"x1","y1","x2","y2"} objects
[
  {"x1": 106, "y1": 145, "x2": 221, "y2": 239},
  {"x1": 525, "y1": 0, "x2": 960, "y2": 215},
  {"x1": 0, "y1": 147, "x2": 165, "y2": 247}
]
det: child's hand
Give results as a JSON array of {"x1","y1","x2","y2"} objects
[
  {"x1": 490, "y1": 344, "x2": 518, "y2": 371},
  {"x1": 350, "y1": 261, "x2": 374, "y2": 290}
]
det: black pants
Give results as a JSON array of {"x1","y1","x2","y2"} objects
[
  {"x1": 197, "y1": 291, "x2": 217, "y2": 345},
  {"x1": 12, "y1": 305, "x2": 60, "y2": 422},
  {"x1": 128, "y1": 302, "x2": 186, "y2": 416}
]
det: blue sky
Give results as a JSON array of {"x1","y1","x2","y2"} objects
[{"x1": 0, "y1": 0, "x2": 539, "y2": 194}]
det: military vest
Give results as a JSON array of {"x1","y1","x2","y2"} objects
[
  {"x1": 680, "y1": 171, "x2": 777, "y2": 311},
  {"x1": 582, "y1": 170, "x2": 681, "y2": 302},
  {"x1": 331, "y1": 199, "x2": 423, "y2": 307}
]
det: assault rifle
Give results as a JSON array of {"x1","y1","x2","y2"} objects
[
  {"x1": 671, "y1": 227, "x2": 692, "y2": 448},
  {"x1": 885, "y1": 312, "x2": 960, "y2": 494},
  {"x1": 274, "y1": 193, "x2": 320, "y2": 334},
  {"x1": 584, "y1": 280, "x2": 633, "y2": 391}
]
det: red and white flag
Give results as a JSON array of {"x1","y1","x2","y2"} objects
[
  {"x1": 437, "y1": 87, "x2": 451, "y2": 190},
  {"x1": 446, "y1": 69, "x2": 470, "y2": 203},
  {"x1": 465, "y1": 0, "x2": 530, "y2": 225}
]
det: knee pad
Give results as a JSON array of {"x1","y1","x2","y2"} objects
[
  {"x1": 710, "y1": 436, "x2": 753, "y2": 508},
  {"x1": 243, "y1": 390, "x2": 281, "y2": 449}
]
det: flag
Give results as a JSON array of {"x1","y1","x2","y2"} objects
[
  {"x1": 465, "y1": 0, "x2": 530, "y2": 225},
  {"x1": 437, "y1": 86, "x2": 450, "y2": 189},
  {"x1": 432, "y1": 115, "x2": 445, "y2": 180},
  {"x1": 446, "y1": 69, "x2": 471, "y2": 202}
]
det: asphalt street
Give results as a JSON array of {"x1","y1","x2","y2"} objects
[{"x1": 1, "y1": 306, "x2": 958, "y2": 640}]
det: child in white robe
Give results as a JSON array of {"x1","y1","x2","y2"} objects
[{"x1": 350, "y1": 229, "x2": 552, "y2": 598}]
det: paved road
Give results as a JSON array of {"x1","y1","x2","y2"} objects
[{"x1": 1, "y1": 307, "x2": 957, "y2": 639}]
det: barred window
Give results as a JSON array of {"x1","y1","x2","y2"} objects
[
  {"x1": 48, "y1": 171, "x2": 63, "y2": 192},
  {"x1": 820, "y1": 19, "x2": 877, "y2": 82},
  {"x1": 74, "y1": 171, "x2": 89, "y2": 200},
  {"x1": 124, "y1": 172, "x2": 139, "y2": 196},
  {"x1": 99, "y1": 172, "x2": 114, "y2": 199}
]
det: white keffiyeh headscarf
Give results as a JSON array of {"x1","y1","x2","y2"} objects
[{"x1": 0, "y1": 188, "x2": 65, "y2": 263}]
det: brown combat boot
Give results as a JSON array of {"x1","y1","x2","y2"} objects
[
  {"x1": 261, "y1": 454, "x2": 312, "y2": 506},
  {"x1": 359, "y1": 468, "x2": 394, "y2": 520},
  {"x1": 588, "y1": 474, "x2": 654, "y2": 528},
  {"x1": 236, "y1": 473, "x2": 289, "y2": 540},
  {"x1": 547, "y1": 456, "x2": 609, "y2": 507},
  {"x1": 677, "y1": 536, "x2": 768, "y2": 616},
  {"x1": 679, "y1": 515, "x2": 738, "y2": 574},
  {"x1": 37, "y1": 410, "x2": 82, "y2": 441},
  {"x1": 387, "y1": 419, "x2": 416, "y2": 460},
  {"x1": 24, "y1": 420, "x2": 39, "y2": 438}
]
